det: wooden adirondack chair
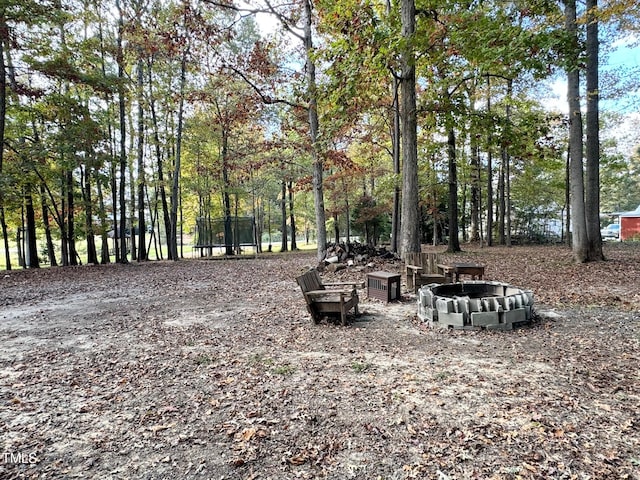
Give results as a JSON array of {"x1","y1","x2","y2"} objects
[
  {"x1": 296, "y1": 269, "x2": 361, "y2": 326},
  {"x1": 405, "y1": 252, "x2": 447, "y2": 293}
]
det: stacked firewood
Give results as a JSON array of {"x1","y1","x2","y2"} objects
[{"x1": 320, "y1": 242, "x2": 399, "y2": 272}]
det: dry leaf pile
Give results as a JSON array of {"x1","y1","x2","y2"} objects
[{"x1": 1, "y1": 244, "x2": 639, "y2": 479}]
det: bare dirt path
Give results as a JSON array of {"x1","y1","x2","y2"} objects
[{"x1": 1, "y1": 245, "x2": 639, "y2": 479}]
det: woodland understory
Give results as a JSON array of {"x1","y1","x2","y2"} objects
[{"x1": 0, "y1": 243, "x2": 639, "y2": 479}]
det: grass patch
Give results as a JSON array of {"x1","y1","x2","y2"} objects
[
  {"x1": 351, "y1": 361, "x2": 372, "y2": 373},
  {"x1": 272, "y1": 364, "x2": 297, "y2": 376}
]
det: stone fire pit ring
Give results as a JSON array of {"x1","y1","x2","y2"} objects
[{"x1": 417, "y1": 281, "x2": 534, "y2": 330}]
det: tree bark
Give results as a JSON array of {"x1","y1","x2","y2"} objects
[
  {"x1": 391, "y1": 78, "x2": 401, "y2": 253},
  {"x1": 497, "y1": 159, "x2": 505, "y2": 244},
  {"x1": 288, "y1": 181, "x2": 297, "y2": 250},
  {"x1": 40, "y1": 184, "x2": 57, "y2": 266},
  {"x1": 399, "y1": 0, "x2": 420, "y2": 258},
  {"x1": 280, "y1": 180, "x2": 288, "y2": 252},
  {"x1": 566, "y1": 0, "x2": 589, "y2": 262},
  {"x1": 469, "y1": 79, "x2": 481, "y2": 243},
  {"x1": 302, "y1": 0, "x2": 327, "y2": 261},
  {"x1": 505, "y1": 79, "x2": 513, "y2": 246},
  {"x1": 66, "y1": 170, "x2": 78, "y2": 265},
  {"x1": 447, "y1": 128, "x2": 461, "y2": 252},
  {"x1": 585, "y1": 0, "x2": 603, "y2": 260},
  {"x1": 83, "y1": 165, "x2": 98, "y2": 265},
  {"x1": 221, "y1": 129, "x2": 233, "y2": 256},
  {"x1": 24, "y1": 187, "x2": 39, "y2": 268},
  {"x1": 147, "y1": 61, "x2": 170, "y2": 259},
  {"x1": 116, "y1": 0, "x2": 128, "y2": 263},
  {"x1": 564, "y1": 145, "x2": 571, "y2": 245},
  {"x1": 485, "y1": 75, "x2": 493, "y2": 247},
  {"x1": 95, "y1": 171, "x2": 110, "y2": 264},
  {"x1": 0, "y1": 15, "x2": 11, "y2": 270},
  {"x1": 169, "y1": 43, "x2": 188, "y2": 261}
]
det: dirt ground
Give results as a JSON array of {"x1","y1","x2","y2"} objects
[{"x1": 1, "y1": 244, "x2": 639, "y2": 479}]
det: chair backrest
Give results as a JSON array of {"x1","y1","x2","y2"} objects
[
  {"x1": 405, "y1": 252, "x2": 440, "y2": 274},
  {"x1": 296, "y1": 269, "x2": 325, "y2": 293}
]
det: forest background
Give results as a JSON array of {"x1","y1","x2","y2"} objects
[{"x1": 1, "y1": 0, "x2": 639, "y2": 270}]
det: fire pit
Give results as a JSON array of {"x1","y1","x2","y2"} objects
[{"x1": 417, "y1": 281, "x2": 534, "y2": 330}]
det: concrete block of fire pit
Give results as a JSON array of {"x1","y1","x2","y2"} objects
[
  {"x1": 502, "y1": 308, "x2": 527, "y2": 324},
  {"x1": 436, "y1": 298, "x2": 455, "y2": 313},
  {"x1": 496, "y1": 296, "x2": 511, "y2": 311},
  {"x1": 419, "y1": 288, "x2": 433, "y2": 307},
  {"x1": 437, "y1": 312, "x2": 465, "y2": 327},
  {"x1": 482, "y1": 297, "x2": 501, "y2": 312},
  {"x1": 454, "y1": 296, "x2": 470, "y2": 317},
  {"x1": 418, "y1": 306, "x2": 435, "y2": 322},
  {"x1": 471, "y1": 311, "x2": 500, "y2": 327}
]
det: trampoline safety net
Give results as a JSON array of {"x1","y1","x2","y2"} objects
[{"x1": 194, "y1": 216, "x2": 257, "y2": 252}]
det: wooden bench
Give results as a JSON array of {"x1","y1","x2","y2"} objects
[
  {"x1": 296, "y1": 269, "x2": 361, "y2": 326},
  {"x1": 405, "y1": 252, "x2": 447, "y2": 293}
]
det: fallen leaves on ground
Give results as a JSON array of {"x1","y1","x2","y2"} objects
[{"x1": 0, "y1": 244, "x2": 639, "y2": 479}]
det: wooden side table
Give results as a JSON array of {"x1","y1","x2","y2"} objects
[
  {"x1": 437, "y1": 263, "x2": 485, "y2": 283},
  {"x1": 367, "y1": 271, "x2": 401, "y2": 303},
  {"x1": 453, "y1": 263, "x2": 485, "y2": 282}
]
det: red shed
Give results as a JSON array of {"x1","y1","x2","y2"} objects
[{"x1": 620, "y1": 206, "x2": 640, "y2": 241}]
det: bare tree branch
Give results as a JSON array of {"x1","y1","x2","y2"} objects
[
  {"x1": 202, "y1": 0, "x2": 305, "y2": 42},
  {"x1": 222, "y1": 63, "x2": 303, "y2": 109}
]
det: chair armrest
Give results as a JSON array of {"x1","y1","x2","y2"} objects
[
  {"x1": 305, "y1": 289, "x2": 353, "y2": 299},
  {"x1": 405, "y1": 265, "x2": 422, "y2": 273},
  {"x1": 323, "y1": 281, "x2": 365, "y2": 289}
]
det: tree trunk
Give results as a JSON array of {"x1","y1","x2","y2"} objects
[
  {"x1": 97, "y1": 12, "x2": 114, "y2": 263},
  {"x1": 399, "y1": 0, "x2": 420, "y2": 258},
  {"x1": 169, "y1": 44, "x2": 188, "y2": 261},
  {"x1": 128, "y1": 117, "x2": 137, "y2": 262},
  {"x1": 447, "y1": 128, "x2": 461, "y2": 253},
  {"x1": 116, "y1": 0, "x2": 128, "y2": 263},
  {"x1": 564, "y1": 146, "x2": 571, "y2": 245},
  {"x1": 344, "y1": 182, "x2": 350, "y2": 245},
  {"x1": 60, "y1": 172, "x2": 69, "y2": 266},
  {"x1": 288, "y1": 181, "x2": 297, "y2": 250},
  {"x1": 24, "y1": 187, "x2": 39, "y2": 268},
  {"x1": 485, "y1": 75, "x2": 493, "y2": 247},
  {"x1": 469, "y1": 79, "x2": 481, "y2": 243},
  {"x1": 110, "y1": 160, "x2": 120, "y2": 262},
  {"x1": 566, "y1": 0, "x2": 589, "y2": 262},
  {"x1": 95, "y1": 171, "x2": 110, "y2": 264},
  {"x1": 391, "y1": 78, "x2": 401, "y2": 253},
  {"x1": 505, "y1": 79, "x2": 513, "y2": 246},
  {"x1": 585, "y1": 0, "x2": 603, "y2": 260},
  {"x1": 40, "y1": 184, "x2": 57, "y2": 266},
  {"x1": 470, "y1": 139, "x2": 481, "y2": 242},
  {"x1": 303, "y1": 0, "x2": 327, "y2": 261},
  {"x1": 0, "y1": 18, "x2": 11, "y2": 270},
  {"x1": 221, "y1": 131, "x2": 234, "y2": 256},
  {"x1": 497, "y1": 159, "x2": 505, "y2": 245},
  {"x1": 16, "y1": 227, "x2": 23, "y2": 268},
  {"x1": 280, "y1": 180, "x2": 288, "y2": 252},
  {"x1": 66, "y1": 170, "x2": 78, "y2": 265},
  {"x1": 147, "y1": 62, "x2": 170, "y2": 259},
  {"x1": 146, "y1": 184, "x2": 160, "y2": 260},
  {"x1": 136, "y1": 60, "x2": 147, "y2": 261},
  {"x1": 83, "y1": 165, "x2": 98, "y2": 265}
]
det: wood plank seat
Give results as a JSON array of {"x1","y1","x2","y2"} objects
[
  {"x1": 405, "y1": 252, "x2": 448, "y2": 293},
  {"x1": 296, "y1": 269, "x2": 362, "y2": 326}
]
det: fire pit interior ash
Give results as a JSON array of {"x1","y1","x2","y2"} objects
[{"x1": 417, "y1": 281, "x2": 534, "y2": 330}]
